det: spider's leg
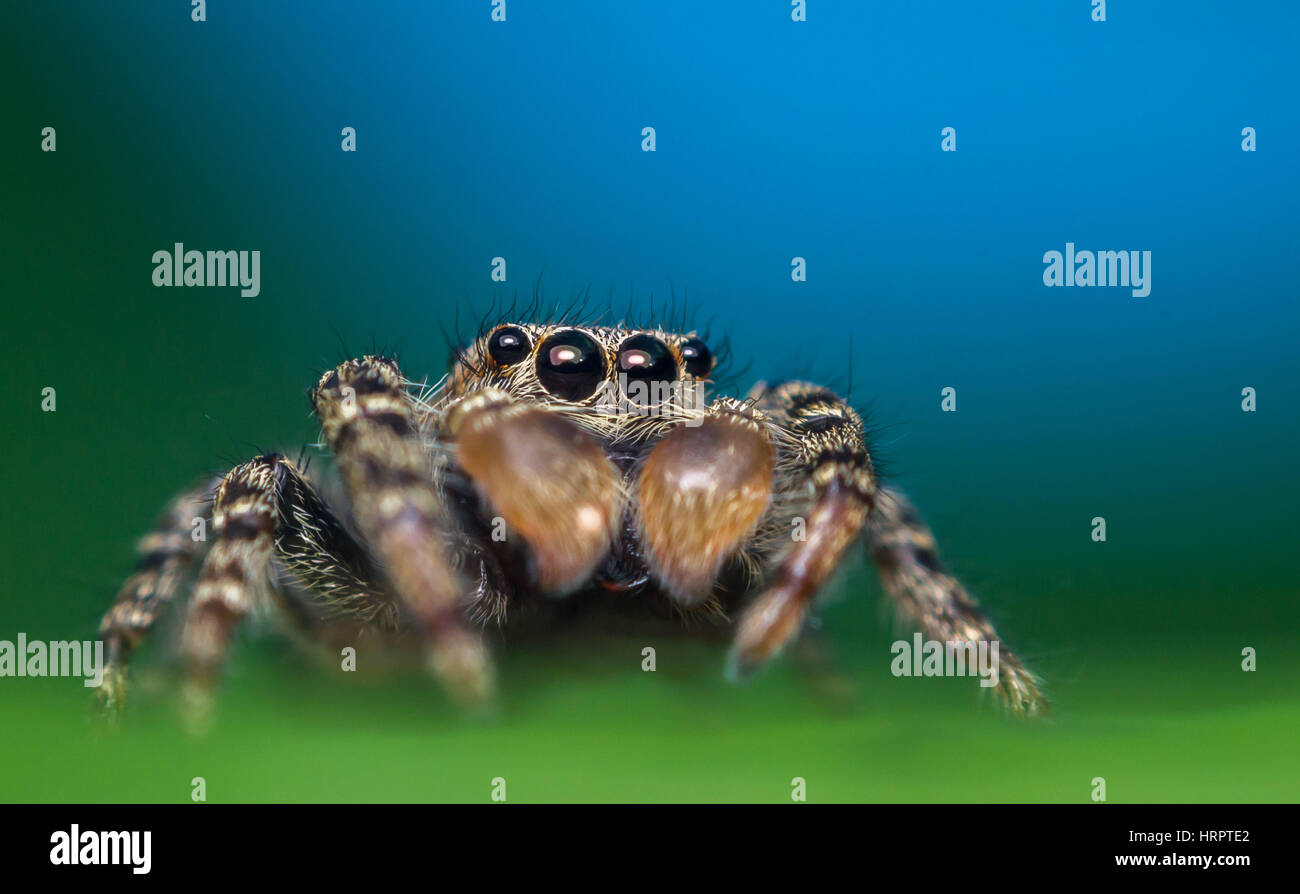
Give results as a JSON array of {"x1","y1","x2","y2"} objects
[
  {"x1": 635, "y1": 398, "x2": 776, "y2": 603},
  {"x1": 312, "y1": 355, "x2": 492, "y2": 704},
  {"x1": 177, "y1": 454, "x2": 401, "y2": 724},
  {"x1": 867, "y1": 487, "x2": 1048, "y2": 715},
  {"x1": 268, "y1": 458, "x2": 397, "y2": 630},
  {"x1": 728, "y1": 382, "x2": 877, "y2": 677},
  {"x1": 179, "y1": 459, "x2": 279, "y2": 723},
  {"x1": 443, "y1": 388, "x2": 623, "y2": 594},
  {"x1": 95, "y1": 479, "x2": 218, "y2": 716}
]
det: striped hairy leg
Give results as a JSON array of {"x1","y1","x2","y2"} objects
[
  {"x1": 96, "y1": 480, "x2": 218, "y2": 716},
  {"x1": 311, "y1": 355, "x2": 493, "y2": 705},
  {"x1": 728, "y1": 383, "x2": 877, "y2": 677},
  {"x1": 867, "y1": 487, "x2": 1048, "y2": 715},
  {"x1": 176, "y1": 454, "x2": 396, "y2": 726}
]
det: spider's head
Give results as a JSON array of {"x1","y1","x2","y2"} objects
[{"x1": 450, "y1": 323, "x2": 716, "y2": 413}]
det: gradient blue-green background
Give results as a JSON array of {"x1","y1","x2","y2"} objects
[{"x1": 1, "y1": 1, "x2": 1296, "y2": 802}]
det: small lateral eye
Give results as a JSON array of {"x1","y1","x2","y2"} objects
[
  {"x1": 487, "y1": 326, "x2": 531, "y2": 366},
  {"x1": 680, "y1": 337, "x2": 713, "y2": 377},
  {"x1": 536, "y1": 329, "x2": 606, "y2": 401}
]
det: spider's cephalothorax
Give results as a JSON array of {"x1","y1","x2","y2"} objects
[{"x1": 95, "y1": 321, "x2": 1047, "y2": 721}]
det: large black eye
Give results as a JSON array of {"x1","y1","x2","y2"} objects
[
  {"x1": 618, "y1": 335, "x2": 677, "y2": 381},
  {"x1": 536, "y1": 330, "x2": 606, "y2": 401},
  {"x1": 618, "y1": 335, "x2": 678, "y2": 407},
  {"x1": 680, "y1": 337, "x2": 713, "y2": 377},
  {"x1": 487, "y1": 326, "x2": 531, "y2": 366}
]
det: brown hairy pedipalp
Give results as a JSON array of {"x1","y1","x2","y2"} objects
[
  {"x1": 448, "y1": 390, "x2": 623, "y2": 594},
  {"x1": 636, "y1": 401, "x2": 775, "y2": 604}
]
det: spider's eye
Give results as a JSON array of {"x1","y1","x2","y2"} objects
[
  {"x1": 487, "y1": 326, "x2": 531, "y2": 366},
  {"x1": 618, "y1": 335, "x2": 678, "y2": 408},
  {"x1": 680, "y1": 337, "x2": 713, "y2": 378},
  {"x1": 535, "y1": 329, "x2": 606, "y2": 401},
  {"x1": 618, "y1": 335, "x2": 678, "y2": 385}
]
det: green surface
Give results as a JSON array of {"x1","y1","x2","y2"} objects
[{"x1": 2, "y1": 617, "x2": 1295, "y2": 803}]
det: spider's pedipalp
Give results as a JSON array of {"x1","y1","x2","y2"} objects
[
  {"x1": 635, "y1": 398, "x2": 775, "y2": 604},
  {"x1": 446, "y1": 388, "x2": 623, "y2": 594},
  {"x1": 313, "y1": 355, "x2": 493, "y2": 705}
]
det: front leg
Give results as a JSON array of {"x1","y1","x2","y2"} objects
[
  {"x1": 728, "y1": 382, "x2": 877, "y2": 678},
  {"x1": 742, "y1": 380, "x2": 1048, "y2": 715},
  {"x1": 312, "y1": 356, "x2": 492, "y2": 704}
]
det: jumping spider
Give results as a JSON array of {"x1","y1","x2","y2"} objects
[{"x1": 96, "y1": 319, "x2": 1047, "y2": 719}]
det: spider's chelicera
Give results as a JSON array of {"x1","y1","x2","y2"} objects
[{"x1": 95, "y1": 320, "x2": 1047, "y2": 720}]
